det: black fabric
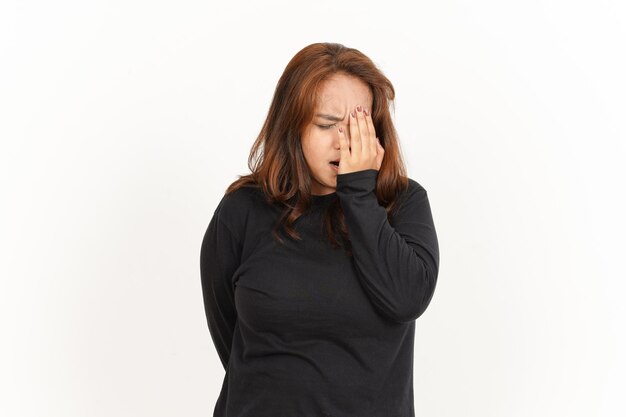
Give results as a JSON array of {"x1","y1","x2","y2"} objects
[{"x1": 200, "y1": 168, "x2": 439, "y2": 417}]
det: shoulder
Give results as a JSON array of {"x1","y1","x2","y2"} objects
[
  {"x1": 400, "y1": 176, "x2": 429, "y2": 204},
  {"x1": 407, "y1": 177, "x2": 427, "y2": 193},
  {"x1": 217, "y1": 184, "x2": 263, "y2": 213},
  {"x1": 390, "y1": 176, "x2": 432, "y2": 223},
  {"x1": 212, "y1": 185, "x2": 265, "y2": 238}
]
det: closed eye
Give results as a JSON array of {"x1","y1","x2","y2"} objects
[{"x1": 317, "y1": 124, "x2": 336, "y2": 130}]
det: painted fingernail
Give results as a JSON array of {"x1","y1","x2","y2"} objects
[
  {"x1": 350, "y1": 111, "x2": 356, "y2": 118},
  {"x1": 338, "y1": 126, "x2": 343, "y2": 133},
  {"x1": 356, "y1": 105, "x2": 362, "y2": 112},
  {"x1": 364, "y1": 109, "x2": 369, "y2": 116}
]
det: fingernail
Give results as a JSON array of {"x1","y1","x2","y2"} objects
[
  {"x1": 364, "y1": 109, "x2": 369, "y2": 116},
  {"x1": 356, "y1": 105, "x2": 362, "y2": 112},
  {"x1": 350, "y1": 111, "x2": 356, "y2": 118}
]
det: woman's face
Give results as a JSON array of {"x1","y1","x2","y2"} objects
[{"x1": 301, "y1": 72, "x2": 374, "y2": 195}]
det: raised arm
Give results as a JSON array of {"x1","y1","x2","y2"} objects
[{"x1": 336, "y1": 169, "x2": 440, "y2": 323}]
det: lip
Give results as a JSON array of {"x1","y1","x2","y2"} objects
[{"x1": 329, "y1": 163, "x2": 339, "y2": 173}]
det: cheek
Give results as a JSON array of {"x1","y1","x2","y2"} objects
[
  {"x1": 302, "y1": 144, "x2": 321, "y2": 168},
  {"x1": 303, "y1": 134, "x2": 331, "y2": 162}
]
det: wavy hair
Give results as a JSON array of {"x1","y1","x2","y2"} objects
[{"x1": 224, "y1": 42, "x2": 409, "y2": 256}]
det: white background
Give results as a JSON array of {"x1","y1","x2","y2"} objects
[{"x1": 1, "y1": 0, "x2": 624, "y2": 416}]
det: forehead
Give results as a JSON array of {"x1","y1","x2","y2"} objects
[{"x1": 315, "y1": 73, "x2": 373, "y2": 113}]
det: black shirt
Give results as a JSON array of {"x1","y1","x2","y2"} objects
[{"x1": 200, "y1": 169, "x2": 440, "y2": 417}]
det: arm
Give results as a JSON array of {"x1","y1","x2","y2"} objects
[
  {"x1": 336, "y1": 169, "x2": 440, "y2": 323},
  {"x1": 199, "y1": 201, "x2": 241, "y2": 370}
]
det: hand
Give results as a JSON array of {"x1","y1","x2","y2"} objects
[{"x1": 337, "y1": 105, "x2": 384, "y2": 174}]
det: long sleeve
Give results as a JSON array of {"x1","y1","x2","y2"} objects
[
  {"x1": 336, "y1": 169, "x2": 440, "y2": 324},
  {"x1": 199, "y1": 201, "x2": 242, "y2": 370}
]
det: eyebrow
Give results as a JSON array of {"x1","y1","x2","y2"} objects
[{"x1": 315, "y1": 113, "x2": 345, "y2": 122}]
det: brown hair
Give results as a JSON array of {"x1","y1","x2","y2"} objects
[{"x1": 224, "y1": 42, "x2": 409, "y2": 256}]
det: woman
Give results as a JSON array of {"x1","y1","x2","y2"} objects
[{"x1": 200, "y1": 42, "x2": 440, "y2": 417}]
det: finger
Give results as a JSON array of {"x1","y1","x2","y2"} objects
[
  {"x1": 376, "y1": 137, "x2": 385, "y2": 170},
  {"x1": 349, "y1": 108, "x2": 362, "y2": 156},
  {"x1": 338, "y1": 126, "x2": 350, "y2": 167},
  {"x1": 364, "y1": 108, "x2": 376, "y2": 155},
  {"x1": 356, "y1": 106, "x2": 371, "y2": 161}
]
